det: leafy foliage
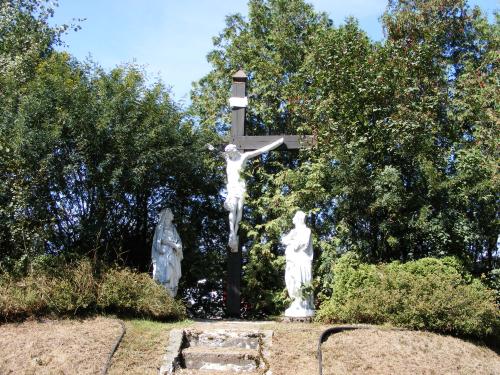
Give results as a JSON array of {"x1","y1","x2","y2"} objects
[
  {"x1": 317, "y1": 253, "x2": 500, "y2": 339},
  {"x1": 0, "y1": 0, "x2": 498, "y2": 320},
  {"x1": 97, "y1": 267, "x2": 186, "y2": 320},
  {"x1": 0, "y1": 0, "x2": 227, "y2": 315},
  {"x1": 191, "y1": 0, "x2": 499, "y2": 315},
  {"x1": 0, "y1": 258, "x2": 186, "y2": 321},
  {"x1": 1, "y1": 51, "x2": 222, "y2": 263},
  {"x1": 0, "y1": 0, "x2": 70, "y2": 82}
]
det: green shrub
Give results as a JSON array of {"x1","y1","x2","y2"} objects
[
  {"x1": 0, "y1": 259, "x2": 186, "y2": 321},
  {"x1": 43, "y1": 260, "x2": 97, "y2": 314},
  {"x1": 483, "y1": 268, "x2": 500, "y2": 304},
  {"x1": 97, "y1": 268, "x2": 186, "y2": 320},
  {"x1": 0, "y1": 260, "x2": 97, "y2": 319},
  {"x1": 0, "y1": 275, "x2": 47, "y2": 319},
  {"x1": 317, "y1": 253, "x2": 500, "y2": 339}
]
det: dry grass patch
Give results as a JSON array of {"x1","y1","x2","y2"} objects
[
  {"x1": 1, "y1": 319, "x2": 497, "y2": 375},
  {"x1": 108, "y1": 319, "x2": 193, "y2": 375},
  {"x1": 267, "y1": 322, "x2": 327, "y2": 374},
  {"x1": 0, "y1": 316, "x2": 122, "y2": 375},
  {"x1": 267, "y1": 323, "x2": 500, "y2": 375},
  {"x1": 322, "y1": 328, "x2": 500, "y2": 375}
]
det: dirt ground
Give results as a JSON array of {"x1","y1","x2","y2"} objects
[
  {"x1": 166, "y1": 321, "x2": 500, "y2": 375},
  {"x1": 264, "y1": 322, "x2": 500, "y2": 375},
  {"x1": 0, "y1": 318, "x2": 498, "y2": 375},
  {"x1": 108, "y1": 319, "x2": 192, "y2": 375},
  {"x1": 321, "y1": 328, "x2": 500, "y2": 375},
  {"x1": 267, "y1": 322, "x2": 326, "y2": 374},
  {"x1": 0, "y1": 317, "x2": 122, "y2": 375}
]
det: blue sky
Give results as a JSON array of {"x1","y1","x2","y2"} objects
[{"x1": 51, "y1": 0, "x2": 498, "y2": 103}]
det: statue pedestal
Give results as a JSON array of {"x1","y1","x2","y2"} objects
[
  {"x1": 281, "y1": 316, "x2": 314, "y2": 323},
  {"x1": 284, "y1": 308, "x2": 315, "y2": 318},
  {"x1": 284, "y1": 297, "x2": 315, "y2": 319}
]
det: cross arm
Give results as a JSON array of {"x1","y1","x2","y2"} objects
[
  {"x1": 243, "y1": 137, "x2": 284, "y2": 159},
  {"x1": 234, "y1": 135, "x2": 314, "y2": 151}
]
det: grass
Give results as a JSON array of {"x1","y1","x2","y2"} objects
[
  {"x1": 267, "y1": 322, "x2": 327, "y2": 374},
  {"x1": 0, "y1": 317, "x2": 123, "y2": 375},
  {"x1": 321, "y1": 328, "x2": 500, "y2": 375},
  {"x1": 266, "y1": 322, "x2": 500, "y2": 375},
  {"x1": 1, "y1": 318, "x2": 499, "y2": 374},
  {"x1": 108, "y1": 319, "x2": 194, "y2": 375}
]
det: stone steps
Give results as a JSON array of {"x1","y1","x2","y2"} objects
[
  {"x1": 177, "y1": 370, "x2": 260, "y2": 375},
  {"x1": 186, "y1": 330, "x2": 261, "y2": 349},
  {"x1": 182, "y1": 346, "x2": 260, "y2": 372},
  {"x1": 160, "y1": 328, "x2": 272, "y2": 374}
]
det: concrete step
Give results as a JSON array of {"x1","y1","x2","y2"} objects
[
  {"x1": 184, "y1": 329, "x2": 261, "y2": 350},
  {"x1": 177, "y1": 370, "x2": 260, "y2": 375},
  {"x1": 181, "y1": 346, "x2": 260, "y2": 372},
  {"x1": 159, "y1": 328, "x2": 273, "y2": 374}
]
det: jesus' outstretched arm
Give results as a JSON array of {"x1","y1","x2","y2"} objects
[{"x1": 242, "y1": 137, "x2": 284, "y2": 161}]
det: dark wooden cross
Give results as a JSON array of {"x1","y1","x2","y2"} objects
[{"x1": 226, "y1": 70, "x2": 311, "y2": 317}]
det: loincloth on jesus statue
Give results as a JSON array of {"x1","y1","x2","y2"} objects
[{"x1": 224, "y1": 183, "x2": 246, "y2": 211}]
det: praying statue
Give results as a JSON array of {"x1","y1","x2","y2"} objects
[
  {"x1": 224, "y1": 137, "x2": 284, "y2": 252},
  {"x1": 282, "y1": 211, "x2": 315, "y2": 317},
  {"x1": 151, "y1": 208, "x2": 183, "y2": 297}
]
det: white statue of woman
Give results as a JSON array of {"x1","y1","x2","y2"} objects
[
  {"x1": 282, "y1": 211, "x2": 315, "y2": 317},
  {"x1": 151, "y1": 208, "x2": 183, "y2": 297},
  {"x1": 224, "y1": 137, "x2": 284, "y2": 252}
]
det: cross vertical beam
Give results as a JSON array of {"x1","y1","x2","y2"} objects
[
  {"x1": 231, "y1": 70, "x2": 247, "y2": 144},
  {"x1": 226, "y1": 70, "x2": 246, "y2": 317},
  {"x1": 225, "y1": 70, "x2": 312, "y2": 318}
]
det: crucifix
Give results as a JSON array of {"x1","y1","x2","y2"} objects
[{"x1": 225, "y1": 70, "x2": 312, "y2": 317}]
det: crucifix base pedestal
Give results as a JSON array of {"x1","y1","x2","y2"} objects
[{"x1": 226, "y1": 246, "x2": 242, "y2": 317}]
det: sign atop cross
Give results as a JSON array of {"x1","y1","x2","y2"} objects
[
  {"x1": 226, "y1": 70, "x2": 312, "y2": 317},
  {"x1": 229, "y1": 70, "x2": 311, "y2": 151}
]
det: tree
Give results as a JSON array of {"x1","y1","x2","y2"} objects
[
  {"x1": 0, "y1": 0, "x2": 66, "y2": 261},
  {"x1": 0, "y1": 0, "x2": 76, "y2": 84},
  {"x1": 446, "y1": 11, "x2": 499, "y2": 271},
  {"x1": 191, "y1": 0, "x2": 333, "y2": 315},
  {"x1": 0, "y1": 51, "x2": 222, "y2": 261},
  {"x1": 192, "y1": 0, "x2": 499, "y2": 315},
  {"x1": 0, "y1": 2, "x2": 227, "y2": 311}
]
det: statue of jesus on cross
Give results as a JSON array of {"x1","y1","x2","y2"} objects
[
  {"x1": 224, "y1": 137, "x2": 284, "y2": 252},
  {"x1": 224, "y1": 70, "x2": 311, "y2": 316}
]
